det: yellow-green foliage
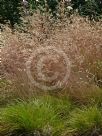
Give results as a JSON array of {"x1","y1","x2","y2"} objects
[
  {"x1": 0, "y1": 96, "x2": 71, "y2": 136},
  {"x1": 67, "y1": 106, "x2": 102, "y2": 135}
]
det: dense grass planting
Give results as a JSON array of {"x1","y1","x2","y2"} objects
[
  {"x1": 1, "y1": 13, "x2": 102, "y2": 136},
  {"x1": 0, "y1": 96, "x2": 71, "y2": 136},
  {"x1": 0, "y1": 97, "x2": 102, "y2": 136},
  {"x1": 0, "y1": 1, "x2": 102, "y2": 136}
]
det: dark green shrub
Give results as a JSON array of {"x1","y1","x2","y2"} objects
[
  {"x1": 0, "y1": 0, "x2": 102, "y2": 27},
  {"x1": 0, "y1": 0, "x2": 22, "y2": 27},
  {"x1": 29, "y1": 0, "x2": 59, "y2": 17},
  {"x1": 29, "y1": 0, "x2": 102, "y2": 20},
  {"x1": 71, "y1": 0, "x2": 102, "y2": 20}
]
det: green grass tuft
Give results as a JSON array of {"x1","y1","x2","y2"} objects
[
  {"x1": 67, "y1": 106, "x2": 102, "y2": 135},
  {"x1": 0, "y1": 96, "x2": 71, "y2": 136}
]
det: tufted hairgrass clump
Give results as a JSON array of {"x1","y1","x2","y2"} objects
[
  {"x1": 67, "y1": 106, "x2": 102, "y2": 135},
  {"x1": 38, "y1": 95, "x2": 72, "y2": 117},
  {"x1": 0, "y1": 96, "x2": 72, "y2": 136}
]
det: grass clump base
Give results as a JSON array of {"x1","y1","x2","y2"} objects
[
  {"x1": 0, "y1": 96, "x2": 102, "y2": 136},
  {"x1": 67, "y1": 106, "x2": 102, "y2": 136},
  {"x1": 0, "y1": 96, "x2": 71, "y2": 136}
]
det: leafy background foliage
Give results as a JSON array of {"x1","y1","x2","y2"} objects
[
  {"x1": 0, "y1": 0, "x2": 102, "y2": 27},
  {"x1": 71, "y1": 0, "x2": 102, "y2": 20},
  {"x1": 0, "y1": 0, "x2": 22, "y2": 27}
]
